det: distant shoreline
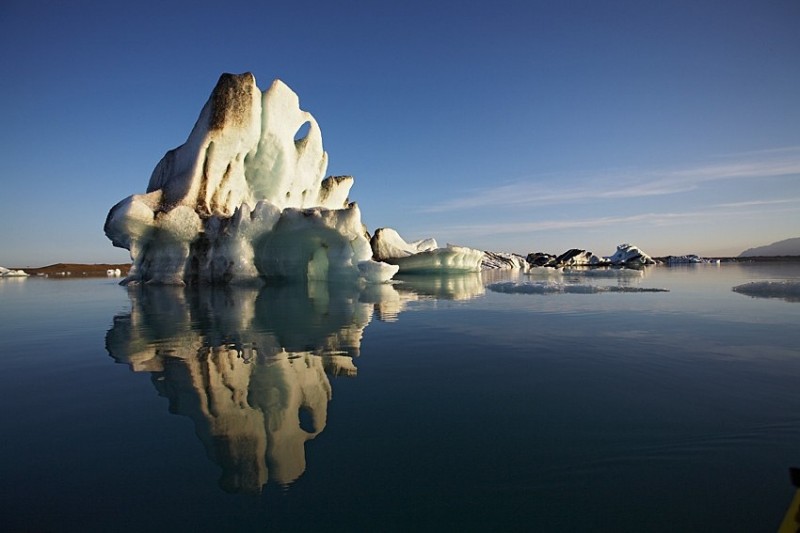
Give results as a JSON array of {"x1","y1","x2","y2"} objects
[
  {"x1": 653, "y1": 255, "x2": 800, "y2": 263},
  {"x1": 9, "y1": 256, "x2": 800, "y2": 278},
  {"x1": 12, "y1": 263, "x2": 132, "y2": 277}
]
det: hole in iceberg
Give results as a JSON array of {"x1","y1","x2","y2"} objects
[{"x1": 294, "y1": 121, "x2": 311, "y2": 143}]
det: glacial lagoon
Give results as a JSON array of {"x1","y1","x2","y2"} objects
[{"x1": 1, "y1": 262, "x2": 799, "y2": 532}]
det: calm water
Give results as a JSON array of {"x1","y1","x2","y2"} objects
[{"x1": 1, "y1": 263, "x2": 799, "y2": 532}]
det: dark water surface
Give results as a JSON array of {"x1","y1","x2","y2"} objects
[{"x1": 1, "y1": 263, "x2": 799, "y2": 532}]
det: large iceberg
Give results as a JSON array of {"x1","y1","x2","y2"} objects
[{"x1": 105, "y1": 73, "x2": 398, "y2": 285}]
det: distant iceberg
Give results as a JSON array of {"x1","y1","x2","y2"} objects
[
  {"x1": 0, "y1": 266, "x2": 28, "y2": 278},
  {"x1": 555, "y1": 248, "x2": 606, "y2": 266},
  {"x1": 105, "y1": 73, "x2": 398, "y2": 286},
  {"x1": 732, "y1": 281, "x2": 800, "y2": 302},
  {"x1": 603, "y1": 243, "x2": 656, "y2": 266},
  {"x1": 481, "y1": 251, "x2": 530, "y2": 271},
  {"x1": 524, "y1": 244, "x2": 656, "y2": 268},
  {"x1": 663, "y1": 254, "x2": 719, "y2": 265}
]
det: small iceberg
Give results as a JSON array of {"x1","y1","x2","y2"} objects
[
  {"x1": 732, "y1": 281, "x2": 800, "y2": 303},
  {"x1": 664, "y1": 254, "x2": 720, "y2": 265},
  {"x1": 481, "y1": 251, "x2": 530, "y2": 271},
  {"x1": 603, "y1": 243, "x2": 656, "y2": 266},
  {"x1": 0, "y1": 266, "x2": 29, "y2": 278},
  {"x1": 370, "y1": 227, "x2": 484, "y2": 274}
]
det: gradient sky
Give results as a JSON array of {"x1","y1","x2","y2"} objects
[{"x1": 1, "y1": 0, "x2": 799, "y2": 266}]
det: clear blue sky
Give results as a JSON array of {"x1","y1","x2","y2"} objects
[{"x1": 1, "y1": 0, "x2": 798, "y2": 266}]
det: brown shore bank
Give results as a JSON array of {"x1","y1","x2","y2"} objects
[{"x1": 15, "y1": 263, "x2": 132, "y2": 277}]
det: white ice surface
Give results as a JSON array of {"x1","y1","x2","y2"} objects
[
  {"x1": 0, "y1": 266, "x2": 29, "y2": 277},
  {"x1": 604, "y1": 243, "x2": 656, "y2": 265},
  {"x1": 370, "y1": 228, "x2": 438, "y2": 259},
  {"x1": 370, "y1": 227, "x2": 484, "y2": 273}
]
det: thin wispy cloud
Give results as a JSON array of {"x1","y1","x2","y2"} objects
[
  {"x1": 712, "y1": 145, "x2": 800, "y2": 158},
  {"x1": 421, "y1": 149, "x2": 800, "y2": 213},
  {"x1": 434, "y1": 204, "x2": 800, "y2": 238},
  {"x1": 714, "y1": 197, "x2": 800, "y2": 209},
  {"x1": 437, "y1": 212, "x2": 701, "y2": 237}
]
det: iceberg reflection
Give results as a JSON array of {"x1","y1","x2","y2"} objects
[
  {"x1": 105, "y1": 276, "x2": 483, "y2": 493},
  {"x1": 105, "y1": 282, "x2": 374, "y2": 492},
  {"x1": 394, "y1": 272, "x2": 485, "y2": 300}
]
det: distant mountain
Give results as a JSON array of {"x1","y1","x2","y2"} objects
[{"x1": 739, "y1": 237, "x2": 800, "y2": 257}]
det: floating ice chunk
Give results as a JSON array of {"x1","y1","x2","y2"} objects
[
  {"x1": 488, "y1": 281, "x2": 669, "y2": 294},
  {"x1": 664, "y1": 254, "x2": 719, "y2": 265},
  {"x1": 370, "y1": 227, "x2": 437, "y2": 259},
  {"x1": 732, "y1": 281, "x2": 800, "y2": 302},
  {"x1": 357, "y1": 259, "x2": 400, "y2": 284},
  {"x1": 604, "y1": 243, "x2": 656, "y2": 266},
  {"x1": 370, "y1": 227, "x2": 484, "y2": 273},
  {"x1": 481, "y1": 251, "x2": 530, "y2": 271},
  {"x1": 555, "y1": 248, "x2": 607, "y2": 266},
  {"x1": 526, "y1": 252, "x2": 558, "y2": 267},
  {"x1": 0, "y1": 266, "x2": 29, "y2": 277},
  {"x1": 388, "y1": 246, "x2": 485, "y2": 273}
]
